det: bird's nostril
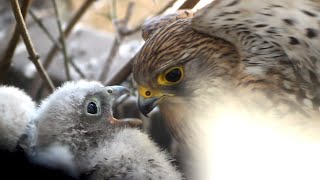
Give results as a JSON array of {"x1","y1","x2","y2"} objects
[{"x1": 145, "y1": 91, "x2": 151, "y2": 96}]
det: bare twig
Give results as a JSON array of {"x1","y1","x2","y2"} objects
[
  {"x1": 111, "y1": 0, "x2": 117, "y2": 20},
  {"x1": 98, "y1": 36, "x2": 122, "y2": 82},
  {"x1": 179, "y1": 0, "x2": 201, "y2": 9},
  {"x1": 51, "y1": 0, "x2": 71, "y2": 80},
  {"x1": 118, "y1": 25, "x2": 141, "y2": 36},
  {"x1": 98, "y1": 1, "x2": 135, "y2": 83},
  {"x1": 29, "y1": 9, "x2": 62, "y2": 49},
  {"x1": 0, "y1": 0, "x2": 33, "y2": 82},
  {"x1": 43, "y1": 0, "x2": 95, "y2": 70},
  {"x1": 69, "y1": 58, "x2": 86, "y2": 78},
  {"x1": 30, "y1": 0, "x2": 95, "y2": 97},
  {"x1": 159, "y1": 0, "x2": 180, "y2": 15},
  {"x1": 121, "y1": 1, "x2": 134, "y2": 26},
  {"x1": 118, "y1": 0, "x2": 177, "y2": 36},
  {"x1": 105, "y1": 58, "x2": 133, "y2": 85},
  {"x1": 10, "y1": 0, "x2": 55, "y2": 92},
  {"x1": 29, "y1": 9, "x2": 86, "y2": 79}
]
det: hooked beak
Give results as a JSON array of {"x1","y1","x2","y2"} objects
[
  {"x1": 138, "y1": 96, "x2": 159, "y2": 117},
  {"x1": 106, "y1": 86, "x2": 143, "y2": 127},
  {"x1": 107, "y1": 85, "x2": 130, "y2": 98}
]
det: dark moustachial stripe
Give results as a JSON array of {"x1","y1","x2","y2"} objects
[
  {"x1": 306, "y1": 28, "x2": 318, "y2": 38},
  {"x1": 283, "y1": 19, "x2": 294, "y2": 26},
  {"x1": 289, "y1": 37, "x2": 300, "y2": 45},
  {"x1": 259, "y1": 13, "x2": 273, "y2": 16},
  {"x1": 270, "y1": 4, "x2": 284, "y2": 8},
  {"x1": 225, "y1": 18, "x2": 235, "y2": 21},
  {"x1": 254, "y1": 24, "x2": 268, "y2": 28},
  {"x1": 225, "y1": 0, "x2": 240, "y2": 7},
  {"x1": 301, "y1": 9, "x2": 317, "y2": 17}
]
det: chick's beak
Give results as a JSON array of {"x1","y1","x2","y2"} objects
[
  {"x1": 108, "y1": 85, "x2": 130, "y2": 98},
  {"x1": 138, "y1": 96, "x2": 159, "y2": 117},
  {"x1": 106, "y1": 86, "x2": 143, "y2": 127}
]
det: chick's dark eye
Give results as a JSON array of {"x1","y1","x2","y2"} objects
[
  {"x1": 87, "y1": 102, "x2": 98, "y2": 114},
  {"x1": 165, "y1": 68, "x2": 182, "y2": 83}
]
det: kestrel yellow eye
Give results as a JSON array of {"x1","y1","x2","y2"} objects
[{"x1": 158, "y1": 66, "x2": 184, "y2": 85}]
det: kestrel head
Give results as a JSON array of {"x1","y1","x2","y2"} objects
[{"x1": 133, "y1": 14, "x2": 240, "y2": 139}]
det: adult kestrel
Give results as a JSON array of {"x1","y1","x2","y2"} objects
[{"x1": 133, "y1": 0, "x2": 320, "y2": 143}]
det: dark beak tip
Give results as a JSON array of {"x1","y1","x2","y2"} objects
[
  {"x1": 140, "y1": 109, "x2": 150, "y2": 118},
  {"x1": 122, "y1": 88, "x2": 130, "y2": 95},
  {"x1": 138, "y1": 96, "x2": 158, "y2": 117}
]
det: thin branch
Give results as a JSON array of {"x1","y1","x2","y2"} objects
[
  {"x1": 121, "y1": 1, "x2": 134, "y2": 26},
  {"x1": 98, "y1": 1, "x2": 135, "y2": 83},
  {"x1": 98, "y1": 37, "x2": 122, "y2": 82},
  {"x1": 111, "y1": 0, "x2": 117, "y2": 20},
  {"x1": 43, "y1": 0, "x2": 95, "y2": 70},
  {"x1": 105, "y1": 58, "x2": 133, "y2": 85},
  {"x1": 30, "y1": 0, "x2": 95, "y2": 97},
  {"x1": 10, "y1": 0, "x2": 55, "y2": 92},
  {"x1": 118, "y1": 25, "x2": 141, "y2": 36},
  {"x1": 51, "y1": 0, "x2": 71, "y2": 80},
  {"x1": 0, "y1": 0, "x2": 33, "y2": 82},
  {"x1": 118, "y1": 0, "x2": 177, "y2": 36},
  {"x1": 159, "y1": 0, "x2": 179, "y2": 15},
  {"x1": 29, "y1": 9, "x2": 86, "y2": 79},
  {"x1": 179, "y1": 0, "x2": 201, "y2": 9},
  {"x1": 69, "y1": 58, "x2": 86, "y2": 78},
  {"x1": 29, "y1": 9, "x2": 62, "y2": 50}
]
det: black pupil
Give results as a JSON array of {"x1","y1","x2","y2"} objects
[
  {"x1": 87, "y1": 102, "x2": 98, "y2": 114},
  {"x1": 165, "y1": 68, "x2": 181, "y2": 83}
]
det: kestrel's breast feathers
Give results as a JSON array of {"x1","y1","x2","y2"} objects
[{"x1": 192, "y1": 0, "x2": 320, "y2": 108}]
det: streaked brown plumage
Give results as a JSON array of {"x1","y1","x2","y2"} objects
[{"x1": 133, "y1": 0, "x2": 320, "y2": 147}]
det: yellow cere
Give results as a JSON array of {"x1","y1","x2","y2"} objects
[{"x1": 138, "y1": 86, "x2": 164, "y2": 98}]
